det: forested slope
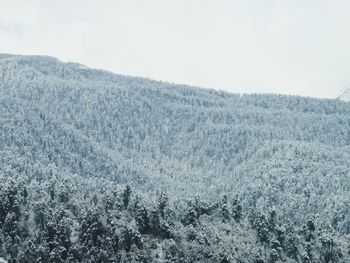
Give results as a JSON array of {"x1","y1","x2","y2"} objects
[{"x1": 0, "y1": 54, "x2": 349, "y2": 262}]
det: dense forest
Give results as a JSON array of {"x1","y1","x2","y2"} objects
[{"x1": 0, "y1": 54, "x2": 349, "y2": 262}]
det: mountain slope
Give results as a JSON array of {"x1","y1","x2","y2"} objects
[
  {"x1": 0, "y1": 54, "x2": 350, "y2": 262},
  {"x1": 1, "y1": 53, "x2": 350, "y2": 194}
]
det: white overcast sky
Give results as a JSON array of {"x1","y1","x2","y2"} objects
[{"x1": 1, "y1": 0, "x2": 350, "y2": 98}]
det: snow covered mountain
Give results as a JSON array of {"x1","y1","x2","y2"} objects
[{"x1": 0, "y1": 53, "x2": 349, "y2": 262}]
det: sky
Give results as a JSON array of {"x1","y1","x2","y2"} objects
[{"x1": 1, "y1": 0, "x2": 350, "y2": 98}]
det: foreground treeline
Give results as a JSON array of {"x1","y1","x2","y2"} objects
[{"x1": 0, "y1": 173, "x2": 349, "y2": 263}]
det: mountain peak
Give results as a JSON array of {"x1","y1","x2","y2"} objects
[{"x1": 339, "y1": 87, "x2": 350, "y2": 102}]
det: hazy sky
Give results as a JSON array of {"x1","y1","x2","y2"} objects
[{"x1": 1, "y1": 0, "x2": 350, "y2": 98}]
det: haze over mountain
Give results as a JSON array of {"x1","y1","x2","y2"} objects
[
  {"x1": 0, "y1": 54, "x2": 349, "y2": 262},
  {"x1": 339, "y1": 87, "x2": 350, "y2": 102}
]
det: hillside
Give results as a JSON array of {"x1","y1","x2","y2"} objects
[{"x1": 0, "y1": 54, "x2": 349, "y2": 262}]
